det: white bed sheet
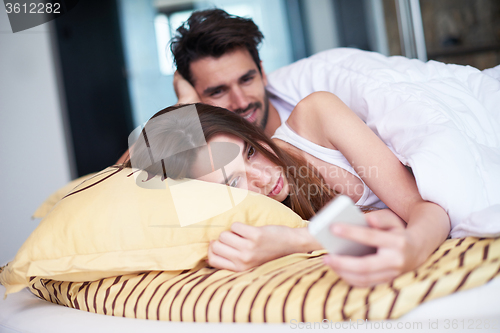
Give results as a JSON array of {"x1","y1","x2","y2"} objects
[
  {"x1": 267, "y1": 48, "x2": 500, "y2": 239},
  {"x1": 1, "y1": 278, "x2": 499, "y2": 333}
]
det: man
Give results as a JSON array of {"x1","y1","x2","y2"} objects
[
  {"x1": 116, "y1": 9, "x2": 281, "y2": 162},
  {"x1": 170, "y1": 9, "x2": 283, "y2": 137}
]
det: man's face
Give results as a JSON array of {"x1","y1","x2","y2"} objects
[{"x1": 190, "y1": 48, "x2": 269, "y2": 129}]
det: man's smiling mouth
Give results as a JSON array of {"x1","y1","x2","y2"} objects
[{"x1": 242, "y1": 107, "x2": 257, "y2": 122}]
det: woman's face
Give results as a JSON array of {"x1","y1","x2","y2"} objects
[{"x1": 190, "y1": 134, "x2": 289, "y2": 202}]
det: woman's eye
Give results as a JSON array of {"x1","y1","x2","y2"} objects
[
  {"x1": 229, "y1": 177, "x2": 240, "y2": 188},
  {"x1": 247, "y1": 145, "x2": 256, "y2": 159}
]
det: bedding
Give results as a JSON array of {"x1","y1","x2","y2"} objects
[
  {"x1": 4, "y1": 280, "x2": 500, "y2": 333},
  {"x1": 483, "y1": 64, "x2": 500, "y2": 81},
  {"x1": 0, "y1": 166, "x2": 306, "y2": 296},
  {"x1": 267, "y1": 48, "x2": 500, "y2": 239},
  {"x1": 2, "y1": 272, "x2": 500, "y2": 333},
  {"x1": 31, "y1": 172, "x2": 97, "y2": 219},
  {"x1": 24, "y1": 237, "x2": 500, "y2": 322}
]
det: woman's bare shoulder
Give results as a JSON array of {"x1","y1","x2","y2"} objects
[{"x1": 286, "y1": 92, "x2": 345, "y2": 150}]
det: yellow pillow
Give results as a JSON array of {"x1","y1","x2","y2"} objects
[
  {"x1": 32, "y1": 173, "x2": 98, "y2": 219},
  {"x1": 0, "y1": 166, "x2": 306, "y2": 296},
  {"x1": 27, "y1": 237, "x2": 500, "y2": 322}
]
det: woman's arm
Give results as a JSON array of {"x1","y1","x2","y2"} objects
[
  {"x1": 206, "y1": 208, "x2": 408, "y2": 273},
  {"x1": 207, "y1": 223, "x2": 322, "y2": 271},
  {"x1": 208, "y1": 91, "x2": 450, "y2": 285},
  {"x1": 289, "y1": 91, "x2": 451, "y2": 286}
]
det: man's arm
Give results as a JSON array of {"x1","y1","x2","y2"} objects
[
  {"x1": 173, "y1": 71, "x2": 201, "y2": 104},
  {"x1": 116, "y1": 150, "x2": 129, "y2": 165}
]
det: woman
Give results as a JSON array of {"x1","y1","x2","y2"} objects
[{"x1": 125, "y1": 94, "x2": 450, "y2": 287}]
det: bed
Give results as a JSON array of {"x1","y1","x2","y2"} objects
[
  {"x1": 1, "y1": 178, "x2": 500, "y2": 332},
  {"x1": 1, "y1": 268, "x2": 500, "y2": 332},
  {"x1": 2, "y1": 50, "x2": 500, "y2": 332}
]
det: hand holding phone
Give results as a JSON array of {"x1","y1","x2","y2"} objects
[{"x1": 308, "y1": 195, "x2": 376, "y2": 256}]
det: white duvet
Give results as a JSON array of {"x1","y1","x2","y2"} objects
[{"x1": 266, "y1": 48, "x2": 500, "y2": 238}]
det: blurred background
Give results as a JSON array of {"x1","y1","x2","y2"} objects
[{"x1": 1, "y1": 0, "x2": 499, "y2": 265}]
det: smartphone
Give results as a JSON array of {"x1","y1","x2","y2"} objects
[{"x1": 308, "y1": 195, "x2": 376, "y2": 256}]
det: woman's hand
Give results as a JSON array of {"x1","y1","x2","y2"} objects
[
  {"x1": 323, "y1": 209, "x2": 417, "y2": 287},
  {"x1": 173, "y1": 71, "x2": 201, "y2": 104},
  {"x1": 207, "y1": 223, "x2": 322, "y2": 271}
]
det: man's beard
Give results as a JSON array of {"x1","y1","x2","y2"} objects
[
  {"x1": 234, "y1": 91, "x2": 270, "y2": 130},
  {"x1": 258, "y1": 91, "x2": 270, "y2": 130}
]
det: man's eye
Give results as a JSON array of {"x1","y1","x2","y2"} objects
[
  {"x1": 247, "y1": 145, "x2": 256, "y2": 159},
  {"x1": 228, "y1": 177, "x2": 240, "y2": 188},
  {"x1": 210, "y1": 89, "x2": 223, "y2": 96},
  {"x1": 241, "y1": 76, "x2": 254, "y2": 83}
]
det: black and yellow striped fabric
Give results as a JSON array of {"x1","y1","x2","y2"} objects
[{"x1": 28, "y1": 237, "x2": 500, "y2": 322}]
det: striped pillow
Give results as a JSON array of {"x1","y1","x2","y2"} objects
[{"x1": 28, "y1": 237, "x2": 500, "y2": 322}]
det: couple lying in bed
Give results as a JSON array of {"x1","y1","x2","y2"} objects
[
  {"x1": 120, "y1": 8, "x2": 500, "y2": 289},
  {"x1": 124, "y1": 95, "x2": 450, "y2": 288}
]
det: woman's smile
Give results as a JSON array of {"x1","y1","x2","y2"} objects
[{"x1": 267, "y1": 173, "x2": 284, "y2": 197}]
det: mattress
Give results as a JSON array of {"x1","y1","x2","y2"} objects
[{"x1": 1, "y1": 278, "x2": 499, "y2": 333}]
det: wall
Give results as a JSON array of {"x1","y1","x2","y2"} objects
[
  {"x1": 0, "y1": 10, "x2": 72, "y2": 265},
  {"x1": 420, "y1": 0, "x2": 500, "y2": 69},
  {"x1": 302, "y1": 0, "x2": 341, "y2": 54}
]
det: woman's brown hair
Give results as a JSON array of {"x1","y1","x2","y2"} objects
[{"x1": 124, "y1": 103, "x2": 337, "y2": 220}]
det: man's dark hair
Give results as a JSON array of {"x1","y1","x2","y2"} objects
[{"x1": 170, "y1": 9, "x2": 264, "y2": 85}]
